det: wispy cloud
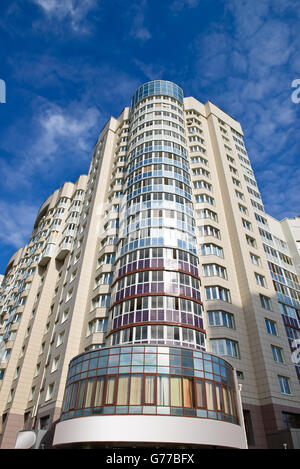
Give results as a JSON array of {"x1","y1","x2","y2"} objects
[
  {"x1": 32, "y1": 0, "x2": 98, "y2": 33},
  {"x1": 0, "y1": 98, "x2": 101, "y2": 190},
  {"x1": 134, "y1": 59, "x2": 166, "y2": 81},
  {"x1": 1, "y1": 52, "x2": 141, "y2": 199},
  {"x1": 129, "y1": 0, "x2": 151, "y2": 42},
  {"x1": 187, "y1": 0, "x2": 300, "y2": 219},
  {"x1": 8, "y1": 53, "x2": 139, "y2": 111},
  {"x1": 170, "y1": 0, "x2": 200, "y2": 12},
  {"x1": 0, "y1": 200, "x2": 39, "y2": 249}
]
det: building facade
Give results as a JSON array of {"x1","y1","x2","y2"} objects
[{"x1": 0, "y1": 80, "x2": 299, "y2": 449}]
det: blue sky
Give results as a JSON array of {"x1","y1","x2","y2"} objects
[{"x1": 0, "y1": 0, "x2": 299, "y2": 273}]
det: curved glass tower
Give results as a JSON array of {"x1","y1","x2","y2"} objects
[
  {"x1": 110, "y1": 81, "x2": 205, "y2": 350},
  {"x1": 52, "y1": 81, "x2": 247, "y2": 449}
]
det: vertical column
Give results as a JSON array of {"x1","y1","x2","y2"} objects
[{"x1": 107, "y1": 81, "x2": 206, "y2": 350}]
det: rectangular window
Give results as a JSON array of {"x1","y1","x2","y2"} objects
[
  {"x1": 195, "y1": 379, "x2": 205, "y2": 408},
  {"x1": 84, "y1": 379, "x2": 95, "y2": 408},
  {"x1": 200, "y1": 243, "x2": 223, "y2": 258},
  {"x1": 238, "y1": 204, "x2": 248, "y2": 215},
  {"x1": 260, "y1": 294, "x2": 271, "y2": 310},
  {"x1": 182, "y1": 377, "x2": 195, "y2": 408},
  {"x1": 94, "y1": 377, "x2": 105, "y2": 406},
  {"x1": 246, "y1": 235, "x2": 256, "y2": 248},
  {"x1": 255, "y1": 272, "x2": 266, "y2": 287},
  {"x1": 105, "y1": 377, "x2": 116, "y2": 404},
  {"x1": 235, "y1": 190, "x2": 244, "y2": 200},
  {"x1": 170, "y1": 376, "x2": 182, "y2": 407},
  {"x1": 157, "y1": 376, "x2": 170, "y2": 406},
  {"x1": 203, "y1": 264, "x2": 227, "y2": 279},
  {"x1": 205, "y1": 286, "x2": 231, "y2": 303},
  {"x1": 144, "y1": 375, "x2": 155, "y2": 405},
  {"x1": 271, "y1": 346, "x2": 284, "y2": 363},
  {"x1": 205, "y1": 380, "x2": 216, "y2": 410},
  {"x1": 250, "y1": 253, "x2": 261, "y2": 266},
  {"x1": 278, "y1": 375, "x2": 291, "y2": 395},
  {"x1": 129, "y1": 375, "x2": 143, "y2": 405},
  {"x1": 210, "y1": 338, "x2": 239, "y2": 358},
  {"x1": 208, "y1": 311, "x2": 234, "y2": 329},
  {"x1": 46, "y1": 383, "x2": 55, "y2": 401},
  {"x1": 265, "y1": 319, "x2": 277, "y2": 335},
  {"x1": 117, "y1": 375, "x2": 129, "y2": 405},
  {"x1": 242, "y1": 218, "x2": 252, "y2": 230}
]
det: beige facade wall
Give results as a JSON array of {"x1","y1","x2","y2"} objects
[{"x1": 0, "y1": 89, "x2": 299, "y2": 449}]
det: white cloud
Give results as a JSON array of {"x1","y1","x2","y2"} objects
[
  {"x1": 134, "y1": 60, "x2": 166, "y2": 81},
  {"x1": 33, "y1": 0, "x2": 98, "y2": 32},
  {"x1": 0, "y1": 200, "x2": 39, "y2": 249},
  {"x1": 170, "y1": 0, "x2": 200, "y2": 12},
  {"x1": 0, "y1": 99, "x2": 102, "y2": 253},
  {"x1": 129, "y1": 0, "x2": 151, "y2": 43},
  {"x1": 187, "y1": 0, "x2": 300, "y2": 219},
  {"x1": 36, "y1": 105, "x2": 100, "y2": 155},
  {"x1": 0, "y1": 100, "x2": 101, "y2": 189}
]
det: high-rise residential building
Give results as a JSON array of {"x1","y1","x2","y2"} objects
[{"x1": 0, "y1": 80, "x2": 299, "y2": 450}]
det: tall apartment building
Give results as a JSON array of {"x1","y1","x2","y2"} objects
[{"x1": 0, "y1": 80, "x2": 299, "y2": 450}]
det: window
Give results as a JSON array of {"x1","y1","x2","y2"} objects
[
  {"x1": 46, "y1": 383, "x2": 55, "y2": 401},
  {"x1": 235, "y1": 190, "x2": 244, "y2": 200},
  {"x1": 3, "y1": 349, "x2": 11, "y2": 361},
  {"x1": 242, "y1": 218, "x2": 252, "y2": 230},
  {"x1": 57, "y1": 330, "x2": 65, "y2": 347},
  {"x1": 8, "y1": 388, "x2": 14, "y2": 403},
  {"x1": 35, "y1": 363, "x2": 40, "y2": 377},
  {"x1": 39, "y1": 415, "x2": 50, "y2": 430},
  {"x1": 198, "y1": 225, "x2": 220, "y2": 239},
  {"x1": 255, "y1": 273, "x2": 266, "y2": 287},
  {"x1": 66, "y1": 288, "x2": 73, "y2": 302},
  {"x1": 205, "y1": 286, "x2": 231, "y2": 303},
  {"x1": 239, "y1": 204, "x2": 248, "y2": 215},
  {"x1": 285, "y1": 326, "x2": 299, "y2": 340},
  {"x1": 71, "y1": 269, "x2": 77, "y2": 282},
  {"x1": 88, "y1": 318, "x2": 108, "y2": 334},
  {"x1": 278, "y1": 376, "x2": 291, "y2": 395},
  {"x1": 200, "y1": 243, "x2": 223, "y2": 258},
  {"x1": 250, "y1": 253, "x2": 260, "y2": 266},
  {"x1": 203, "y1": 264, "x2": 227, "y2": 279},
  {"x1": 196, "y1": 208, "x2": 218, "y2": 221},
  {"x1": 278, "y1": 303, "x2": 299, "y2": 320},
  {"x1": 232, "y1": 177, "x2": 241, "y2": 187},
  {"x1": 29, "y1": 386, "x2": 35, "y2": 401},
  {"x1": 91, "y1": 294, "x2": 111, "y2": 309},
  {"x1": 61, "y1": 309, "x2": 69, "y2": 323},
  {"x1": 195, "y1": 194, "x2": 215, "y2": 205},
  {"x1": 246, "y1": 235, "x2": 256, "y2": 248},
  {"x1": 260, "y1": 294, "x2": 271, "y2": 310},
  {"x1": 271, "y1": 346, "x2": 283, "y2": 363},
  {"x1": 98, "y1": 253, "x2": 115, "y2": 266},
  {"x1": 210, "y1": 338, "x2": 240, "y2": 358},
  {"x1": 208, "y1": 311, "x2": 235, "y2": 329},
  {"x1": 282, "y1": 412, "x2": 300, "y2": 429},
  {"x1": 265, "y1": 319, "x2": 277, "y2": 335},
  {"x1": 95, "y1": 273, "x2": 113, "y2": 286},
  {"x1": 51, "y1": 355, "x2": 60, "y2": 372}
]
